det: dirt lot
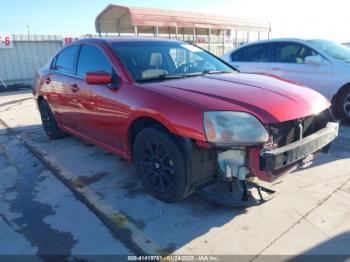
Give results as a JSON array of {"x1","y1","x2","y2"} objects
[{"x1": 1, "y1": 90, "x2": 350, "y2": 260}]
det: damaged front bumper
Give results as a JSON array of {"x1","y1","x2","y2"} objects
[
  {"x1": 196, "y1": 120, "x2": 339, "y2": 207},
  {"x1": 260, "y1": 122, "x2": 339, "y2": 172}
]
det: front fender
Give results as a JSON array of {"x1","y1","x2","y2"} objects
[{"x1": 121, "y1": 108, "x2": 206, "y2": 158}]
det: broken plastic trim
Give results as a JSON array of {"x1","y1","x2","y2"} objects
[{"x1": 196, "y1": 179, "x2": 276, "y2": 207}]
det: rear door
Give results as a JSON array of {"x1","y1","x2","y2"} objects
[
  {"x1": 269, "y1": 42, "x2": 333, "y2": 97},
  {"x1": 229, "y1": 43, "x2": 271, "y2": 73}
]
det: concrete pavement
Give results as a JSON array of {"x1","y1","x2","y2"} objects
[
  {"x1": 0, "y1": 90, "x2": 350, "y2": 260},
  {"x1": 0, "y1": 91, "x2": 132, "y2": 260}
]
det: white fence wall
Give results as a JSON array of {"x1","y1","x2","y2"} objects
[{"x1": 0, "y1": 35, "x2": 62, "y2": 88}]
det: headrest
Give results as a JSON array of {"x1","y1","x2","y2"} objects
[{"x1": 150, "y1": 53, "x2": 162, "y2": 67}]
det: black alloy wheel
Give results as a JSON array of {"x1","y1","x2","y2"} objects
[
  {"x1": 38, "y1": 99, "x2": 65, "y2": 139},
  {"x1": 133, "y1": 127, "x2": 191, "y2": 202},
  {"x1": 342, "y1": 91, "x2": 350, "y2": 122}
]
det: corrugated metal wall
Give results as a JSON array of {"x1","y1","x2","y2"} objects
[{"x1": 0, "y1": 35, "x2": 63, "y2": 88}]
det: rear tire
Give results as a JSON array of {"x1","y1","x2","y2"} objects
[
  {"x1": 38, "y1": 99, "x2": 65, "y2": 139},
  {"x1": 337, "y1": 87, "x2": 350, "y2": 123},
  {"x1": 133, "y1": 127, "x2": 192, "y2": 202}
]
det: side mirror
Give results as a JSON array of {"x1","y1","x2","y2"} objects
[
  {"x1": 85, "y1": 72, "x2": 112, "y2": 85},
  {"x1": 305, "y1": 55, "x2": 323, "y2": 65}
]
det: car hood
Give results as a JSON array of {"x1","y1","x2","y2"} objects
[{"x1": 145, "y1": 73, "x2": 330, "y2": 124}]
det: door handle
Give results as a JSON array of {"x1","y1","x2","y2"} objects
[
  {"x1": 45, "y1": 77, "x2": 51, "y2": 84},
  {"x1": 71, "y1": 84, "x2": 79, "y2": 93},
  {"x1": 271, "y1": 67, "x2": 281, "y2": 71},
  {"x1": 233, "y1": 64, "x2": 240, "y2": 68}
]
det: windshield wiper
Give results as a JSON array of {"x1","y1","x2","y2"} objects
[
  {"x1": 137, "y1": 70, "x2": 232, "y2": 82},
  {"x1": 201, "y1": 70, "x2": 232, "y2": 75},
  {"x1": 137, "y1": 74, "x2": 187, "y2": 82},
  {"x1": 178, "y1": 70, "x2": 231, "y2": 78},
  {"x1": 181, "y1": 70, "x2": 232, "y2": 77}
]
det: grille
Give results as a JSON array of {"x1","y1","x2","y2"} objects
[{"x1": 268, "y1": 109, "x2": 334, "y2": 148}]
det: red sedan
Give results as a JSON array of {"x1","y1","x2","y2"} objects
[{"x1": 33, "y1": 37, "x2": 338, "y2": 205}]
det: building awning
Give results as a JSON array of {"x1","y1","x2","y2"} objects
[{"x1": 95, "y1": 4, "x2": 271, "y2": 35}]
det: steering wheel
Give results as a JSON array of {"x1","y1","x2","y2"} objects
[{"x1": 175, "y1": 62, "x2": 197, "y2": 74}]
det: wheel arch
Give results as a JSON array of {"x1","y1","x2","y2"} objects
[
  {"x1": 128, "y1": 115, "x2": 217, "y2": 197},
  {"x1": 127, "y1": 115, "x2": 189, "y2": 160},
  {"x1": 127, "y1": 111, "x2": 201, "y2": 163}
]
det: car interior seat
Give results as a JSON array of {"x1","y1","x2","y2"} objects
[{"x1": 142, "y1": 52, "x2": 168, "y2": 78}]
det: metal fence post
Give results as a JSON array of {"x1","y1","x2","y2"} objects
[
  {"x1": 235, "y1": 30, "x2": 238, "y2": 48},
  {"x1": 154, "y1": 26, "x2": 159, "y2": 37},
  {"x1": 117, "y1": 20, "x2": 121, "y2": 36},
  {"x1": 193, "y1": 27, "x2": 196, "y2": 44},
  {"x1": 222, "y1": 30, "x2": 225, "y2": 56},
  {"x1": 208, "y1": 28, "x2": 211, "y2": 52}
]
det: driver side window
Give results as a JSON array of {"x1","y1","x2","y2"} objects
[
  {"x1": 76, "y1": 44, "x2": 112, "y2": 78},
  {"x1": 274, "y1": 43, "x2": 317, "y2": 64}
]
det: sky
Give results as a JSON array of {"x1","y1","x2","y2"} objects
[{"x1": 1, "y1": 0, "x2": 350, "y2": 42}]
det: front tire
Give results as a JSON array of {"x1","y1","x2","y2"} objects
[
  {"x1": 337, "y1": 87, "x2": 350, "y2": 123},
  {"x1": 133, "y1": 127, "x2": 192, "y2": 202},
  {"x1": 38, "y1": 99, "x2": 65, "y2": 139}
]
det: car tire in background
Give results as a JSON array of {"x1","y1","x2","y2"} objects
[
  {"x1": 133, "y1": 127, "x2": 191, "y2": 202},
  {"x1": 337, "y1": 87, "x2": 350, "y2": 123},
  {"x1": 38, "y1": 99, "x2": 66, "y2": 139}
]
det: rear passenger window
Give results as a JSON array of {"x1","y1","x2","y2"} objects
[
  {"x1": 239, "y1": 44, "x2": 270, "y2": 62},
  {"x1": 76, "y1": 45, "x2": 112, "y2": 78},
  {"x1": 53, "y1": 45, "x2": 79, "y2": 75}
]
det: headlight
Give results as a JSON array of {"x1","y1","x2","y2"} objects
[{"x1": 204, "y1": 111, "x2": 268, "y2": 146}]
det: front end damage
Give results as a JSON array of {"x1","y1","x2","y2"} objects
[{"x1": 197, "y1": 109, "x2": 339, "y2": 207}]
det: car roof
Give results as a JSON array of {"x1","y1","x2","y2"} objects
[
  {"x1": 259, "y1": 37, "x2": 306, "y2": 42},
  {"x1": 235, "y1": 38, "x2": 317, "y2": 49}
]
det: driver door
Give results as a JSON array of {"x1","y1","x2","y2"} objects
[{"x1": 74, "y1": 44, "x2": 126, "y2": 149}]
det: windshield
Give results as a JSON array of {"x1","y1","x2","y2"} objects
[
  {"x1": 111, "y1": 41, "x2": 234, "y2": 82},
  {"x1": 308, "y1": 39, "x2": 350, "y2": 61}
]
